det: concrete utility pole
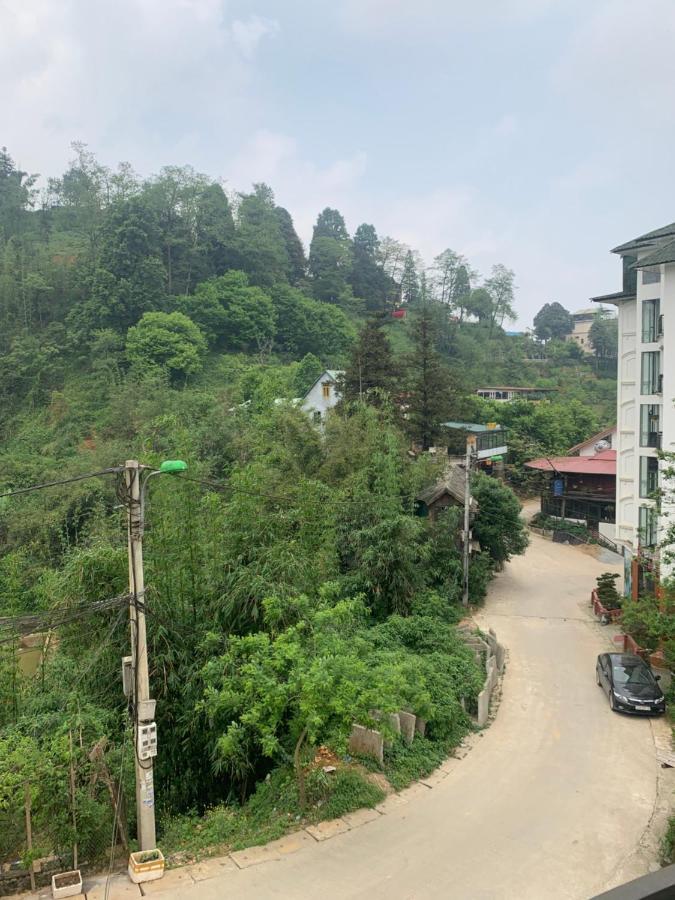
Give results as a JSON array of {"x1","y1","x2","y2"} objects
[
  {"x1": 462, "y1": 435, "x2": 476, "y2": 607},
  {"x1": 125, "y1": 460, "x2": 156, "y2": 851}
]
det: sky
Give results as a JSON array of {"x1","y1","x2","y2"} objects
[{"x1": 3, "y1": 0, "x2": 675, "y2": 324}]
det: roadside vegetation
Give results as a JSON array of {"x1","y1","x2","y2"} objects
[{"x1": 0, "y1": 144, "x2": 612, "y2": 867}]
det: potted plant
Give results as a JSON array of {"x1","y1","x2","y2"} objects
[
  {"x1": 128, "y1": 848, "x2": 165, "y2": 883},
  {"x1": 52, "y1": 870, "x2": 83, "y2": 899}
]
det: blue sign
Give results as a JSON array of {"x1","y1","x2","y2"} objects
[{"x1": 553, "y1": 478, "x2": 564, "y2": 497}]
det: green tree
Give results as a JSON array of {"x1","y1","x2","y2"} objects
[
  {"x1": 471, "y1": 473, "x2": 528, "y2": 567},
  {"x1": 400, "y1": 251, "x2": 420, "y2": 306},
  {"x1": 589, "y1": 312, "x2": 618, "y2": 359},
  {"x1": 294, "y1": 353, "x2": 324, "y2": 396},
  {"x1": 269, "y1": 284, "x2": 354, "y2": 359},
  {"x1": 342, "y1": 319, "x2": 398, "y2": 403},
  {"x1": 533, "y1": 302, "x2": 573, "y2": 342},
  {"x1": 485, "y1": 264, "x2": 516, "y2": 334},
  {"x1": 406, "y1": 305, "x2": 457, "y2": 449},
  {"x1": 0, "y1": 147, "x2": 37, "y2": 244},
  {"x1": 125, "y1": 311, "x2": 207, "y2": 382},
  {"x1": 180, "y1": 271, "x2": 276, "y2": 352},
  {"x1": 274, "y1": 206, "x2": 306, "y2": 284},
  {"x1": 464, "y1": 287, "x2": 493, "y2": 325},
  {"x1": 234, "y1": 184, "x2": 290, "y2": 288},
  {"x1": 350, "y1": 224, "x2": 395, "y2": 312},
  {"x1": 308, "y1": 208, "x2": 353, "y2": 305}
]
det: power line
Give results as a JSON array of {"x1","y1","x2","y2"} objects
[
  {"x1": 0, "y1": 467, "x2": 123, "y2": 500},
  {"x1": 0, "y1": 592, "x2": 137, "y2": 643}
]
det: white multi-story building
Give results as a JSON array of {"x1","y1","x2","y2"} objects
[{"x1": 592, "y1": 222, "x2": 675, "y2": 592}]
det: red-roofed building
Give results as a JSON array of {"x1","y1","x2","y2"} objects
[{"x1": 525, "y1": 449, "x2": 616, "y2": 528}]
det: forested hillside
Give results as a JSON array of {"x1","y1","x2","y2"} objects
[{"x1": 0, "y1": 144, "x2": 613, "y2": 870}]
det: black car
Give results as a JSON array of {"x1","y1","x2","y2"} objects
[{"x1": 596, "y1": 652, "x2": 666, "y2": 715}]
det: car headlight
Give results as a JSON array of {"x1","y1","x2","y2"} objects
[{"x1": 614, "y1": 691, "x2": 628, "y2": 701}]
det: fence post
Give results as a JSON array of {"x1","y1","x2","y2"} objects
[{"x1": 24, "y1": 781, "x2": 35, "y2": 892}]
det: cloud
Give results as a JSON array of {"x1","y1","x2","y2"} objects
[
  {"x1": 230, "y1": 15, "x2": 279, "y2": 59},
  {"x1": 336, "y1": 0, "x2": 571, "y2": 37},
  {"x1": 554, "y1": 0, "x2": 675, "y2": 122},
  {"x1": 0, "y1": 0, "x2": 276, "y2": 175},
  {"x1": 227, "y1": 129, "x2": 367, "y2": 238}
]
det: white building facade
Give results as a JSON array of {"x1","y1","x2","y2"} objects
[
  {"x1": 593, "y1": 222, "x2": 675, "y2": 590},
  {"x1": 300, "y1": 370, "x2": 344, "y2": 425}
]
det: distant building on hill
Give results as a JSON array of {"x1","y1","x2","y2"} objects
[
  {"x1": 566, "y1": 307, "x2": 615, "y2": 353},
  {"x1": 475, "y1": 386, "x2": 554, "y2": 403},
  {"x1": 568, "y1": 426, "x2": 617, "y2": 457},
  {"x1": 301, "y1": 370, "x2": 343, "y2": 426}
]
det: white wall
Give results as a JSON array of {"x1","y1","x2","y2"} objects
[
  {"x1": 660, "y1": 263, "x2": 675, "y2": 577},
  {"x1": 616, "y1": 295, "x2": 638, "y2": 549},
  {"x1": 301, "y1": 373, "x2": 341, "y2": 423}
]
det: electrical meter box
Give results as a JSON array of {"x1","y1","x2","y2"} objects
[
  {"x1": 137, "y1": 722, "x2": 158, "y2": 760},
  {"x1": 122, "y1": 656, "x2": 133, "y2": 697}
]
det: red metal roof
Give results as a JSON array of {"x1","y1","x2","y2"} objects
[{"x1": 525, "y1": 450, "x2": 616, "y2": 475}]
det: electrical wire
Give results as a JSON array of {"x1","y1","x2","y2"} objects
[
  {"x1": 0, "y1": 467, "x2": 123, "y2": 500},
  {"x1": 0, "y1": 593, "x2": 133, "y2": 644}
]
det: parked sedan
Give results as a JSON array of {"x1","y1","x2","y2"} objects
[{"x1": 596, "y1": 653, "x2": 666, "y2": 715}]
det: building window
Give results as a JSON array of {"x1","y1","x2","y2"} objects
[
  {"x1": 642, "y1": 267, "x2": 661, "y2": 285},
  {"x1": 641, "y1": 351, "x2": 661, "y2": 394},
  {"x1": 640, "y1": 404, "x2": 661, "y2": 448},
  {"x1": 322, "y1": 382, "x2": 331, "y2": 399},
  {"x1": 642, "y1": 298, "x2": 660, "y2": 342},
  {"x1": 638, "y1": 505, "x2": 658, "y2": 548},
  {"x1": 313, "y1": 410, "x2": 322, "y2": 424},
  {"x1": 639, "y1": 456, "x2": 659, "y2": 498}
]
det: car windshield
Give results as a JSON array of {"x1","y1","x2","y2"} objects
[{"x1": 612, "y1": 662, "x2": 656, "y2": 686}]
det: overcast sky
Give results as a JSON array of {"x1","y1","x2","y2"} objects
[{"x1": 3, "y1": 0, "x2": 675, "y2": 324}]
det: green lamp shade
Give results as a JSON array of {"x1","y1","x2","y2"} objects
[
  {"x1": 491, "y1": 455, "x2": 503, "y2": 462},
  {"x1": 159, "y1": 460, "x2": 188, "y2": 473}
]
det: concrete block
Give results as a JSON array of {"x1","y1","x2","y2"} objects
[
  {"x1": 265, "y1": 831, "x2": 316, "y2": 855},
  {"x1": 187, "y1": 856, "x2": 237, "y2": 882},
  {"x1": 399, "y1": 710, "x2": 416, "y2": 745},
  {"x1": 230, "y1": 844, "x2": 280, "y2": 869},
  {"x1": 415, "y1": 717, "x2": 427, "y2": 737},
  {"x1": 495, "y1": 641, "x2": 506, "y2": 673},
  {"x1": 305, "y1": 818, "x2": 350, "y2": 842},
  {"x1": 375, "y1": 793, "x2": 408, "y2": 814},
  {"x1": 348, "y1": 724, "x2": 384, "y2": 765},
  {"x1": 398, "y1": 782, "x2": 431, "y2": 802},
  {"x1": 477, "y1": 686, "x2": 489, "y2": 727},
  {"x1": 140, "y1": 868, "x2": 196, "y2": 894},
  {"x1": 419, "y1": 768, "x2": 448, "y2": 788},
  {"x1": 341, "y1": 807, "x2": 381, "y2": 828},
  {"x1": 83, "y1": 875, "x2": 143, "y2": 900}
]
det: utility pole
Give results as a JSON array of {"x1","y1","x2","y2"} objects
[
  {"x1": 462, "y1": 436, "x2": 476, "y2": 607},
  {"x1": 125, "y1": 460, "x2": 156, "y2": 851}
]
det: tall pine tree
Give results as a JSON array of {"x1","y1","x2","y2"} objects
[
  {"x1": 406, "y1": 304, "x2": 457, "y2": 450},
  {"x1": 342, "y1": 318, "x2": 398, "y2": 404}
]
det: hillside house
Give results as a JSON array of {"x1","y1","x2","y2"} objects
[
  {"x1": 415, "y1": 467, "x2": 477, "y2": 522},
  {"x1": 475, "y1": 386, "x2": 554, "y2": 403},
  {"x1": 568, "y1": 426, "x2": 617, "y2": 457},
  {"x1": 301, "y1": 370, "x2": 344, "y2": 426}
]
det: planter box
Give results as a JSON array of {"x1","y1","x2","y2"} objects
[
  {"x1": 52, "y1": 869, "x2": 82, "y2": 899},
  {"x1": 128, "y1": 849, "x2": 165, "y2": 884}
]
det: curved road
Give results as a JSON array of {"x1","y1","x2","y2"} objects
[{"x1": 184, "y1": 534, "x2": 664, "y2": 899}]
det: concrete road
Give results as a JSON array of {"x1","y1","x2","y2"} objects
[{"x1": 170, "y1": 535, "x2": 664, "y2": 900}]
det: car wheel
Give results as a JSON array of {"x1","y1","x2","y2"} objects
[{"x1": 609, "y1": 691, "x2": 616, "y2": 711}]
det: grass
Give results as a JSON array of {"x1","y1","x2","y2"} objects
[
  {"x1": 159, "y1": 763, "x2": 386, "y2": 863},
  {"x1": 160, "y1": 723, "x2": 473, "y2": 865}
]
